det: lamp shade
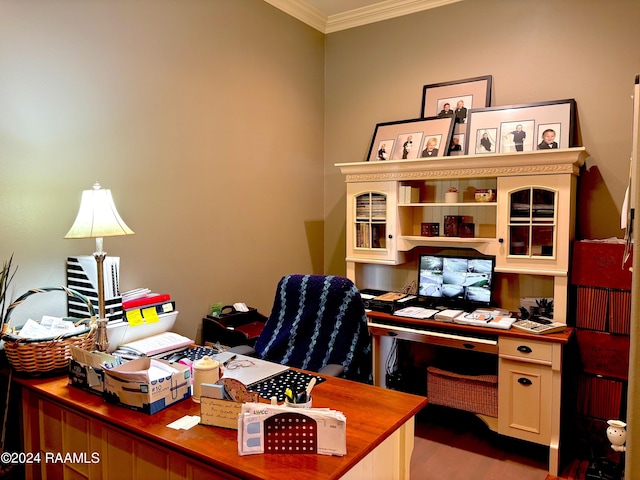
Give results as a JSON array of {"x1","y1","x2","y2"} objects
[{"x1": 64, "y1": 182, "x2": 134, "y2": 239}]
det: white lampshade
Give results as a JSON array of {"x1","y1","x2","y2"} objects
[{"x1": 64, "y1": 182, "x2": 134, "y2": 239}]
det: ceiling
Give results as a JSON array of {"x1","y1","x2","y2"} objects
[{"x1": 264, "y1": 0, "x2": 463, "y2": 33}]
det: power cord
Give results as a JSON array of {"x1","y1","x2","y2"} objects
[
  {"x1": 400, "y1": 280, "x2": 416, "y2": 295},
  {"x1": 385, "y1": 338, "x2": 398, "y2": 377},
  {"x1": 385, "y1": 338, "x2": 405, "y2": 390}
]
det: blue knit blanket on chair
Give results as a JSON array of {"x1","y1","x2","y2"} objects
[{"x1": 254, "y1": 274, "x2": 372, "y2": 383}]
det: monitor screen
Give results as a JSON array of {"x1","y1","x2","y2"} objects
[{"x1": 417, "y1": 254, "x2": 495, "y2": 309}]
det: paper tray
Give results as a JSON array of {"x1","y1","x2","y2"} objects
[{"x1": 106, "y1": 311, "x2": 178, "y2": 353}]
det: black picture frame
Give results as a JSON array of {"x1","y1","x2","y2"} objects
[
  {"x1": 420, "y1": 75, "x2": 493, "y2": 123},
  {"x1": 367, "y1": 116, "x2": 455, "y2": 162},
  {"x1": 466, "y1": 99, "x2": 577, "y2": 155}
]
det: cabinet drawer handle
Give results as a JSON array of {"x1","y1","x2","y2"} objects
[
  {"x1": 518, "y1": 377, "x2": 533, "y2": 386},
  {"x1": 462, "y1": 343, "x2": 476, "y2": 349},
  {"x1": 517, "y1": 345, "x2": 532, "y2": 354}
]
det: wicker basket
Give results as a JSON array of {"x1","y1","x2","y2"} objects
[
  {"x1": 2, "y1": 286, "x2": 96, "y2": 375},
  {"x1": 427, "y1": 366, "x2": 498, "y2": 417}
]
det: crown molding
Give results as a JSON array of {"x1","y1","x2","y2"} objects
[
  {"x1": 326, "y1": 0, "x2": 463, "y2": 33},
  {"x1": 265, "y1": 0, "x2": 463, "y2": 34},
  {"x1": 263, "y1": 0, "x2": 328, "y2": 32}
]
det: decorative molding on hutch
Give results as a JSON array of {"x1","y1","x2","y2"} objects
[{"x1": 337, "y1": 148, "x2": 587, "y2": 183}]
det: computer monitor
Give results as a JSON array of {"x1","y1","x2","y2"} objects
[{"x1": 417, "y1": 253, "x2": 495, "y2": 310}]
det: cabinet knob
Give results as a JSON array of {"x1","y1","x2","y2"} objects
[
  {"x1": 517, "y1": 345, "x2": 532, "y2": 353},
  {"x1": 498, "y1": 238, "x2": 504, "y2": 243},
  {"x1": 388, "y1": 234, "x2": 393, "y2": 239},
  {"x1": 462, "y1": 343, "x2": 476, "y2": 350},
  {"x1": 517, "y1": 377, "x2": 533, "y2": 386},
  {"x1": 387, "y1": 332, "x2": 397, "y2": 337}
]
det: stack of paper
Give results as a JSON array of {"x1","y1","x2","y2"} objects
[
  {"x1": 434, "y1": 309, "x2": 464, "y2": 322},
  {"x1": 394, "y1": 306, "x2": 438, "y2": 319},
  {"x1": 17, "y1": 316, "x2": 87, "y2": 340},
  {"x1": 115, "y1": 331, "x2": 193, "y2": 357},
  {"x1": 453, "y1": 310, "x2": 516, "y2": 330},
  {"x1": 238, "y1": 402, "x2": 346, "y2": 456}
]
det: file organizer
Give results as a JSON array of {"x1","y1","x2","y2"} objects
[
  {"x1": 67, "y1": 255, "x2": 123, "y2": 322},
  {"x1": 238, "y1": 403, "x2": 346, "y2": 456}
]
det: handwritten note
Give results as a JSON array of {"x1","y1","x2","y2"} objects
[
  {"x1": 125, "y1": 309, "x2": 144, "y2": 327},
  {"x1": 142, "y1": 307, "x2": 160, "y2": 324},
  {"x1": 200, "y1": 397, "x2": 242, "y2": 430}
]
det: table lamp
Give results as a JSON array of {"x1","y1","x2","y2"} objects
[{"x1": 64, "y1": 182, "x2": 134, "y2": 325}]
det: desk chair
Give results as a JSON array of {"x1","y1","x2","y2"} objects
[{"x1": 230, "y1": 274, "x2": 372, "y2": 383}]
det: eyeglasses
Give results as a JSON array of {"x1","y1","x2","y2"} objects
[
  {"x1": 461, "y1": 312, "x2": 493, "y2": 322},
  {"x1": 225, "y1": 359, "x2": 256, "y2": 370}
]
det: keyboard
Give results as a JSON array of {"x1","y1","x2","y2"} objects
[{"x1": 512, "y1": 320, "x2": 567, "y2": 335}]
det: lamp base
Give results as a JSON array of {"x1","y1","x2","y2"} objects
[{"x1": 93, "y1": 249, "x2": 107, "y2": 320}]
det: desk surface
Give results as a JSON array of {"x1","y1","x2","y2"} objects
[
  {"x1": 18, "y1": 372, "x2": 426, "y2": 480},
  {"x1": 368, "y1": 310, "x2": 573, "y2": 344}
]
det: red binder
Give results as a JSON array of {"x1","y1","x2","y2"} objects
[{"x1": 123, "y1": 293, "x2": 171, "y2": 311}]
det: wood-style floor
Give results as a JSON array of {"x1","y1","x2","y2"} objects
[{"x1": 411, "y1": 404, "x2": 566, "y2": 480}]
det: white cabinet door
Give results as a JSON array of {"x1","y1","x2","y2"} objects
[{"x1": 346, "y1": 181, "x2": 400, "y2": 264}]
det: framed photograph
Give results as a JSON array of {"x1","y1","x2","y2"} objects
[
  {"x1": 473, "y1": 128, "x2": 497, "y2": 155},
  {"x1": 448, "y1": 132, "x2": 465, "y2": 156},
  {"x1": 420, "y1": 75, "x2": 493, "y2": 124},
  {"x1": 467, "y1": 99, "x2": 576, "y2": 154},
  {"x1": 367, "y1": 116, "x2": 455, "y2": 161}
]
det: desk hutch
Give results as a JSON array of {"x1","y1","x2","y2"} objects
[{"x1": 336, "y1": 147, "x2": 587, "y2": 475}]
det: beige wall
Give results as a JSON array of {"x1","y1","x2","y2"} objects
[
  {"x1": 2, "y1": 0, "x2": 640, "y2": 335},
  {"x1": 0, "y1": 0, "x2": 325, "y2": 337},
  {"x1": 324, "y1": 0, "x2": 640, "y2": 277}
]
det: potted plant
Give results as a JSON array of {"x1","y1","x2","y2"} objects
[
  {"x1": 1, "y1": 254, "x2": 17, "y2": 337},
  {"x1": 445, "y1": 187, "x2": 459, "y2": 203}
]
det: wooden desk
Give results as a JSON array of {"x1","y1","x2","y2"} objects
[
  {"x1": 18, "y1": 371, "x2": 426, "y2": 480},
  {"x1": 367, "y1": 310, "x2": 573, "y2": 476}
]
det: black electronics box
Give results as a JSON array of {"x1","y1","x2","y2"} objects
[{"x1": 360, "y1": 289, "x2": 413, "y2": 314}]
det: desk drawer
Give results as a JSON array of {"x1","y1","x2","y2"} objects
[
  {"x1": 368, "y1": 322, "x2": 498, "y2": 354},
  {"x1": 499, "y1": 337, "x2": 552, "y2": 363}
]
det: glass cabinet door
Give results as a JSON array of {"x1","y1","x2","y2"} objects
[
  {"x1": 355, "y1": 192, "x2": 387, "y2": 249},
  {"x1": 346, "y1": 181, "x2": 399, "y2": 264},
  {"x1": 508, "y1": 187, "x2": 556, "y2": 258}
]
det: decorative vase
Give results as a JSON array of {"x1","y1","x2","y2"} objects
[
  {"x1": 606, "y1": 419, "x2": 627, "y2": 449},
  {"x1": 445, "y1": 192, "x2": 458, "y2": 203}
]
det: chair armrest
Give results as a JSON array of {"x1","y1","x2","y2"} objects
[
  {"x1": 227, "y1": 345, "x2": 257, "y2": 357},
  {"x1": 318, "y1": 364, "x2": 344, "y2": 377}
]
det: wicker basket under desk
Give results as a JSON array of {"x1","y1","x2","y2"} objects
[
  {"x1": 427, "y1": 366, "x2": 498, "y2": 418},
  {"x1": 2, "y1": 286, "x2": 96, "y2": 375}
]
